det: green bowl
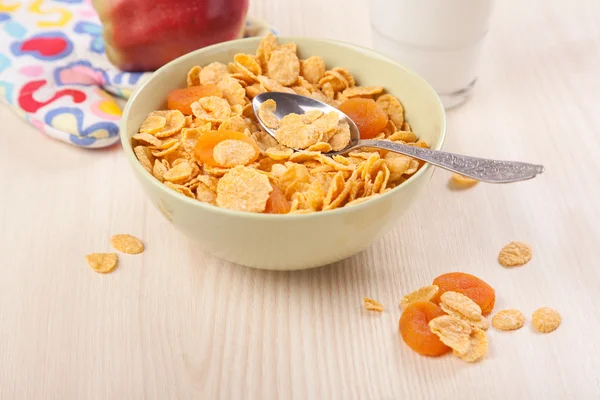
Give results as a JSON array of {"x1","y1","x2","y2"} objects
[{"x1": 120, "y1": 37, "x2": 446, "y2": 270}]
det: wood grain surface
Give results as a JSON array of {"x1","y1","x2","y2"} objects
[{"x1": 1, "y1": 0, "x2": 600, "y2": 398}]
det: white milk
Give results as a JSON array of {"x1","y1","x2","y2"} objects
[{"x1": 369, "y1": 0, "x2": 495, "y2": 108}]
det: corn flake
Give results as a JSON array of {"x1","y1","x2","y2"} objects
[
  {"x1": 275, "y1": 114, "x2": 320, "y2": 149},
  {"x1": 85, "y1": 252, "x2": 118, "y2": 274},
  {"x1": 163, "y1": 160, "x2": 193, "y2": 183},
  {"x1": 492, "y1": 309, "x2": 525, "y2": 331},
  {"x1": 213, "y1": 139, "x2": 257, "y2": 168},
  {"x1": 191, "y1": 96, "x2": 231, "y2": 123},
  {"x1": 139, "y1": 114, "x2": 167, "y2": 135},
  {"x1": 532, "y1": 307, "x2": 561, "y2": 333},
  {"x1": 155, "y1": 110, "x2": 185, "y2": 138},
  {"x1": 364, "y1": 297, "x2": 384, "y2": 312},
  {"x1": 343, "y1": 86, "x2": 384, "y2": 98},
  {"x1": 457, "y1": 328, "x2": 488, "y2": 363},
  {"x1": 400, "y1": 285, "x2": 439, "y2": 309},
  {"x1": 187, "y1": 66, "x2": 201, "y2": 87},
  {"x1": 110, "y1": 234, "x2": 144, "y2": 254},
  {"x1": 498, "y1": 241, "x2": 532, "y2": 267},
  {"x1": 200, "y1": 62, "x2": 227, "y2": 85},
  {"x1": 376, "y1": 94, "x2": 404, "y2": 128},
  {"x1": 428, "y1": 315, "x2": 472, "y2": 356},
  {"x1": 267, "y1": 48, "x2": 300, "y2": 86},
  {"x1": 216, "y1": 166, "x2": 272, "y2": 212},
  {"x1": 258, "y1": 99, "x2": 279, "y2": 129}
]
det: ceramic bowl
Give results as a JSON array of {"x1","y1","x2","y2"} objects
[{"x1": 120, "y1": 37, "x2": 446, "y2": 270}]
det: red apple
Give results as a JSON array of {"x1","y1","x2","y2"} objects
[{"x1": 93, "y1": 0, "x2": 249, "y2": 71}]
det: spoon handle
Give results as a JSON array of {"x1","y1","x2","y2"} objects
[{"x1": 361, "y1": 140, "x2": 545, "y2": 183}]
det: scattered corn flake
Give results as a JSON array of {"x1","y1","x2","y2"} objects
[
  {"x1": 342, "y1": 86, "x2": 384, "y2": 98},
  {"x1": 402, "y1": 121, "x2": 411, "y2": 131},
  {"x1": 400, "y1": 285, "x2": 439, "y2": 309},
  {"x1": 376, "y1": 94, "x2": 404, "y2": 128},
  {"x1": 364, "y1": 297, "x2": 384, "y2": 312},
  {"x1": 216, "y1": 166, "x2": 272, "y2": 212},
  {"x1": 191, "y1": 96, "x2": 231, "y2": 123},
  {"x1": 428, "y1": 315, "x2": 472, "y2": 356},
  {"x1": 110, "y1": 234, "x2": 144, "y2": 254},
  {"x1": 134, "y1": 146, "x2": 154, "y2": 173},
  {"x1": 187, "y1": 66, "x2": 201, "y2": 87},
  {"x1": 492, "y1": 309, "x2": 525, "y2": 331},
  {"x1": 456, "y1": 328, "x2": 488, "y2": 363},
  {"x1": 155, "y1": 110, "x2": 186, "y2": 138},
  {"x1": 213, "y1": 139, "x2": 257, "y2": 168},
  {"x1": 275, "y1": 114, "x2": 320, "y2": 149},
  {"x1": 440, "y1": 291, "x2": 482, "y2": 320},
  {"x1": 532, "y1": 307, "x2": 561, "y2": 333},
  {"x1": 163, "y1": 160, "x2": 193, "y2": 183},
  {"x1": 200, "y1": 62, "x2": 228, "y2": 85},
  {"x1": 498, "y1": 241, "x2": 533, "y2": 267},
  {"x1": 321, "y1": 81, "x2": 335, "y2": 99},
  {"x1": 450, "y1": 173, "x2": 479, "y2": 188},
  {"x1": 258, "y1": 99, "x2": 279, "y2": 129},
  {"x1": 85, "y1": 253, "x2": 118, "y2": 274},
  {"x1": 267, "y1": 48, "x2": 300, "y2": 86},
  {"x1": 139, "y1": 113, "x2": 167, "y2": 134}
]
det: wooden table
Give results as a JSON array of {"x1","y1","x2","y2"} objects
[{"x1": 2, "y1": 0, "x2": 599, "y2": 398}]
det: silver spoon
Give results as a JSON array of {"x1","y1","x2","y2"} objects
[{"x1": 252, "y1": 92, "x2": 544, "y2": 183}]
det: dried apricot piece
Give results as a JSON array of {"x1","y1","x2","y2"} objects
[
  {"x1": 167, "y1": 85, "x2": 223, "y2": 115},
  {"x1": 264, "y1": 184, "x2": 291, "y2": 214},
  {"x1": 338, "y1": 98, "x2": 388, "y2": 139},
  {"x1": 193, "y1": 130, "x2": 259, "y2": 167},
  {"x1": 399, "y1": 301, "x2": 451, "y2": 356},
  {"x1": 432, "y1": 272, "x2": 496, "y2": 315}
]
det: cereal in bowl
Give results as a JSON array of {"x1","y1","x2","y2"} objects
[{"x1": 133, "y1": 34, "x2": 429, "y2": 214}]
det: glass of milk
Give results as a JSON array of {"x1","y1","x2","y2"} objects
[{"x1": 369, "y1": 0, "x2": 495, "y2": 109}]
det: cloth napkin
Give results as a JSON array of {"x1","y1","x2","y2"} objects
[{"x1": 0, "y1": 0, "x2": 273, "y2": 148}]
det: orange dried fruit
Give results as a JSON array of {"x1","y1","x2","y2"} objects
[
  {"x1": 399, "y1": 301, "x2": 451, "y2": 357},
  {"x1": 167, "y1": 85, "x2": 223, "y2": 115},
  {"x1": 338, "y1": 98, "x2": 388, "y2": 139},
  {"x1": 264, "y1": 184, "x2": 291, "y2": 214},
  {"x1": 193, "y1": 130, "x2": 259, "y2": 167},
  {"x1": 432, "y1": 272, "x2": 496, "y2": 315}
]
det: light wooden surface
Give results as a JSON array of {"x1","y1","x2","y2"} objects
[{"x1": 1, "y1": 0, "x2": 600, "y2": 398}]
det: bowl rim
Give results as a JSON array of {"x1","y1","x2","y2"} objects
[{"x1": 120, "y1": 36, "x2": 446, "y2": 220}]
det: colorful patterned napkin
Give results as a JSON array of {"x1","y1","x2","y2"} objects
[{"x1": 0, "y1": 0, "x2": 273, "y2": 148}]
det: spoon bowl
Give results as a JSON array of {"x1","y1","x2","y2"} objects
[{"x1": 253, "y1": 92, "x2": 545, "y2": 183}]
